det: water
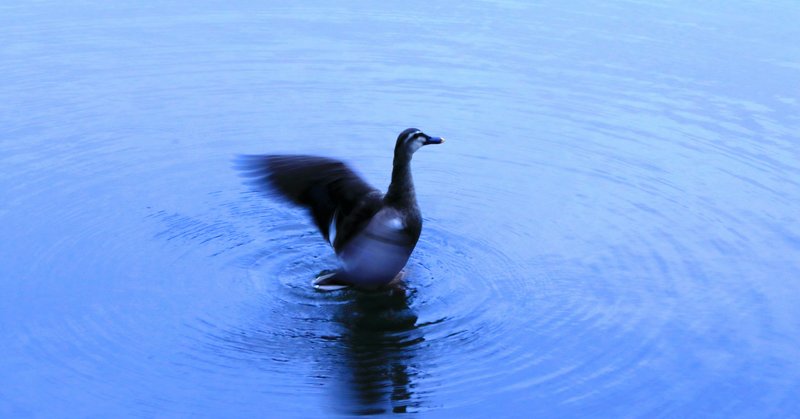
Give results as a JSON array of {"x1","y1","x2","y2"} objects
[{"x1": 2, "y1": 1, "x2": 799, "y2": 417}]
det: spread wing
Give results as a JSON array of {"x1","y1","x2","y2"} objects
[{"x1": 235, "y1": 155, "x2": 383, "y2": 247}]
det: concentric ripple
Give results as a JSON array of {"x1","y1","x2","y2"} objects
[{"x1": 177, "y1": 216, "x2": 540, "y2": 415}]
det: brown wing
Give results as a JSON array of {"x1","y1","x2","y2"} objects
[{"x1": 235, "y1": 154, "x2": 383, "y2": 246}]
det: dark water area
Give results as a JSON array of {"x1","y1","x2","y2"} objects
[{"x1": 2, "y1": 1, "x2": 800, "y2": 417}]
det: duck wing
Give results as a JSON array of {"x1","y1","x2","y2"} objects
[{"x1": 235, "y1": 155, "x2": 383, "y2": 248}]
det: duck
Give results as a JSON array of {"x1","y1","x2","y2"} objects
[{"x1": 236, "y1": 128, "x2": 445, "y2": 290}]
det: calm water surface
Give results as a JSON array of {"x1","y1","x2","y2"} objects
[{"x1": 2, "y1": 1, "x2": 800, "y2": 417}]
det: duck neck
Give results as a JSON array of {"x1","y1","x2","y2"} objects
[{"x1": 385, "y1": 155, "x2": 417, "y2": 207}]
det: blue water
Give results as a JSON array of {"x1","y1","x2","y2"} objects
[{"x1": 2, "y1": 1, "x2": 799, "y2": 417}]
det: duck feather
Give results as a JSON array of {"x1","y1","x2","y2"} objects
[
  {"x1": 235, "y1": 154, "x2": 383, "y2": 251},
  {"x1": 235, "y1": 128, "x2": 442, "y2": 289}
]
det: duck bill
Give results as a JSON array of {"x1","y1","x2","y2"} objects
[{"x1": 423, "y1": 136, "x2": 445, "y2": 145}]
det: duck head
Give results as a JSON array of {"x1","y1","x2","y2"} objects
[{"x1": 394, "y1": 128, "x2": 445, "y2": 161}]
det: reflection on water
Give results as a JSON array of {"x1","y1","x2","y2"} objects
[
  {"x1": 333, "y1": 288, "x2": 421, "y2": 415},
  {"x1": 190, "y1": 261, "x2": 426, "y2": 415}
]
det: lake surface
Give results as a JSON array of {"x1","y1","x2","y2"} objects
[{"x1": 2, "y1": 1, "x2": 799, "y2": 417}]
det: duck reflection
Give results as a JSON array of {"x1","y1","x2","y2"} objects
[{"x1": 332, "y1": 286, "x2": 424, "y2": 415}]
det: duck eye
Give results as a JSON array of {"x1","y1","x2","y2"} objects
[{"x1": 405, "y1": 132, "x2": 422, "y2": 142}]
